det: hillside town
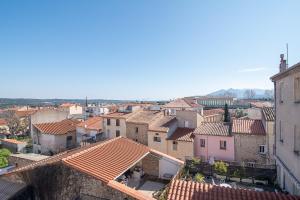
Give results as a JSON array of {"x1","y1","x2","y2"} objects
[{"x1": 0, "y1": 55, "x2": 299, "y2": 199}]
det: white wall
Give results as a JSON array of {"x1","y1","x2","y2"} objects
[{"x1": 159, "y1": 157, "x2": 181, "y2": 179}]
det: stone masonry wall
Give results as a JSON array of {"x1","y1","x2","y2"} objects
[
  {"x1": 16, "y1": 163, "x2": 135, "y2": 200},
  {"x1": 142, "y1": 154, "x2": 159, "y2": 177},
  {"x1": 126, "y1": 123, "x2": 149, "y2": 145}
]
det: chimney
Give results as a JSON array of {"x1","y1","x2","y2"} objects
[{"x1": 279, "y1": 54, "x2": 287, "y2": 72}]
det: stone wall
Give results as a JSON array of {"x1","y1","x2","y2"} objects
[
  {"x1": 126, "y1": 123, "x2": 148, "y2": 145},
  {"x1": 15, "y1": 163, "x2": 135, "y2": 200},
  {"x1": 8, "y1": 156, "x2": 35, "y2": 168},
  {"x1": 142, "y1": 154, "x2": 159, "y2": 177}
]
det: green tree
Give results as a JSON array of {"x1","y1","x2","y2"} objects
[
  {"x1": 194, "y1": 173, "x2": 205, "y2": 183},
  {"x1": 224, "y1": 103, "x2": 230, "y2": 122},
  {"x1": 0, "y1": 156, "x2": 8, "y2": 168},
  {"x1": 0, "y1": 148, "x2": 11, "y2": 158},
  {"x1": 214, "y1": 161, "x2": 228, "y2": 175}
]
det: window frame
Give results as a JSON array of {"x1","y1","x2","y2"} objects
[
  {"x1": 294, "y1": 77, "x2": 300, "y2": 103},
  {"x1": 116, "y1": 119, "x2": 120, "y2": 126},
  {"x1": 153, "y1": 136, "x2": 161, "y2": 142},
  {"x1": 173, "y1": 141, "x2": 178, "y2": 151},
  {"x1": 107, "y1": 118, "x2": 111, "y2": 126},
  {"x1": 116, "y1": 130, "x2": 120, "y2": 137},
  {"x1": 200, "y1": 139, "x2": 205, "y2": 148},
  {"x1": 220, "y1": 140, "x2": 227, "y2": 150}
]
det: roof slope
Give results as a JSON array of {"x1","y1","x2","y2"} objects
[
  {"x1": 127, "y1": 110, "x2": 162, "y2": 124},
  {"x1": 168, "y1": 180, "x2": 300, "y2": 200},
  {"x1": 148, "y1": 115, "x2": 177, "y2": 132},
  {"x1": 232, "y1": 119, "x2": 265, "y2": 135},
  {"x1": 167, "y1": 128, "x2": 194, "y2": 142},
  {"x1": 194, "y1": 122, "x2": 231, "y2": 136},
  {"x1": 77, "y1": 117, "x2": 102, "y2": 130},
  {"x1": 0, "y1": 178, "x2": 27, "y2": 200},
  {"x1": 262, "y1": 107, "x2": 275, "y2": 121},
  {"x1": 163, "y1": 98, "x2": 197, "y2": 109},
  {"x1": 0, "y1": 119, "x2": 7, "y2": 126},
  {"x1": 63, "y1": 137, "x2": 150, "y2": 183},
  {"x1": 203, "y1": 109, "x2": 224, "y2": 117},
  {"x1": 33, "y1": 119, "x2": 80, "y2": 135}
]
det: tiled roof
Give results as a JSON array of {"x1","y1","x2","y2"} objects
[
  {"x1": 262, "y1": 107, "x2": 275, "y2": 121},
  {"x1": 60, "y1": 103, "x2": 77, "y2": 108},
  {"x1": 184, "y1": 98, "x2": 203, "y2": 108},
  {"x1": 127, "y1": 110, "x2": 162, "y2": 124},
  {"x1": 167, "y1": 128, "x2": 195, "y2": 142},
  {"x1": 194, "y1": 122, "x2": 231, "y2": 136},
  {"x1": 203, "y1": 109, "x2": 224, "y2": 117},
  {"x1": 1, "y1": 139, "x2": 26, "y2": 144},
  {"x1": 167, "y1": 180, "x2": 300, "y2": 200},
  {"x1": 63, "y1": 137, "x2": 150, "y2": 183},
  {"x1": 77, "y1": 117, "x2": 102, "y2": 131},
  {"x1": 148, "y1": 115, "x2": 177, "y2": 132},
  {"x1": 163, "y1": 98, "x2": 202, "y2": 109},
  {"x1": 0, "y1": 119, "x2": 7, "y2": 126},
  {"x1": 33, "y1": 119, "x2": 80, "y2": 135},
  {"x1": 15, "y1": 110, "x2": 37, "y2": 118},
  {"x1": 102, "y1": 112, "x2": 134, "y2": 119},
  {"x1": 232, "y1": 119, "x2": 266, "y2": 135}
]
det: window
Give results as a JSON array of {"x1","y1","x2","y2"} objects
[
  {"x1": 184, "y1": 121, "x2": 189, "y2": 128},
  {"x1": 294, "y1": 77, "x2": 300, "y2": 102},
  {"x1": 200, "y1": 139, "x2": 205, "y2": 147},
  {"x1": 259, "y1": 145, "x2": 267, "y2": 154},
  {"x1": 173, "y1": 141, "x2": 178, "y2": 151},
  {"x1": 153, "y1": 136, "x2": 161, "y2": 142},
  {"x1": 279, "y1": 121, "x2": 283, "y2": 142},
  {"x1": 116, "y1": 130, "x2": 120, "y2": 137},
  {"x1": 220, "y1": 140, "x2": 226, "y2": 150},
  {"x1": 107, "y1": 118, "x2": 111, "y2": 126},
  {"x1": 135, "y1": 127, "x2": 139, "y2": 133},
  {"x1": 116, "y1": 119, "x2": 120, "y2": 126},
  {"x1": 66, "y1": 136, "x2": 73, "y2": 148},
  {"x1": 279, "y1": 82, "x2": 284, "y2": 103},
  {"x1": 294, "y1": 125, "x2": 300, "y2": 154}
]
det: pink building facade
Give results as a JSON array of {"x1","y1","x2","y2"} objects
[
  {"x1": 193, "y1": 122, "x2": 235, "y2": 162},
  {"x1": 194, "y1": 135, "x2": 235, "y2": 162}
]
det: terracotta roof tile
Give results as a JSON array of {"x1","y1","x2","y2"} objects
[
  {"x1": 232, "y1": 119, "x2": 266, "y2": 135},
  {"x1": 167, "y1": 128, "x2": 195, "y2": 142},
  {"x1": 262, "y1": 107, "x2": 275, "y2": 121},
  {"x1": 163, "y1": 98, "x2": 202, "y2": 109},
  {"x1": 194, "y1": 122, "x2": 231, "y2": 136},
  {"x1": 77, "y1": 117, "x2": 102, "y2": 131},
  {"x1": 1, "y1": 139, "x2": 26, "y2": 144},
  {"x1": 148, "y1": 116, "x2": 177, "y2": 132},
  {"x1": 63, "y1": 137, "x2": 150, "y2": 183},
  {"x1": 33, "y1": 119, "x2": 80, "y2": 135},
  {"x1": 167, "y1": 180, "x2": 300, "y2": 200},
  {"x1": 127, "y1": 110, "x2": 162, "y2": 124},
  {"x1": 203, "y1": 109, "x2": 224, "y2": 117},
  {"x1": 0, "y1": 119, "x2": 7, "y2": 126},
  {"x1": 102, "y1": 112, "x2": 134, "y2": 119},
  {"x1": 15, "y1": 110, "x2": 37, "y2": 118}
]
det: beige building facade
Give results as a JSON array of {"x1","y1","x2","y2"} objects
[{"x1": 271, "y1": 57, "x2": 300, "y2": 195}]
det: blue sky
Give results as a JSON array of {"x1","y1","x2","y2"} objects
[{"x1": 0, "y1": 0, "x2": 299, "y2": 100}]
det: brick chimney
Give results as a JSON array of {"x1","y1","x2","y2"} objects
[{"x1": 279, "y1": 54, "x2": 287, "y2": 72}]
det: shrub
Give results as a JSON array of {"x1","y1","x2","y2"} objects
[
  {"x1": 0, "y1": 156, "x2": 8, "y2": 168},
  {"x1": 194, "y1": 173, "x2": 205, "y2": 183},
  {"x1": 214, "y1": 161, "x2": 228, "y2": 175},
  {"x1": 0, "y1": 148, "x2": 11, "y2": 158},
  {"x1": 191, "y1": 157, "x2": 201, "y2": 165}
]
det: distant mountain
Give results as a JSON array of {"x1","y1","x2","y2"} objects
[{"x1": 206, "y1": 88, "x2": 274, "y2": 99}]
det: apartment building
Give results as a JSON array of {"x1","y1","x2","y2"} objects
[
  {"x1": 271, "y1": 55, "x2": 300, "y2": 195},
  {"x1": 193, "y1": 96, "x2": 236, "y2": 107}
]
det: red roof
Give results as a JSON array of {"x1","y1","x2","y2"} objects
[
  {"x1": 168, "y1": 180, "x2": 300, "y2": 200},
  {"x1": 0, "y1": 119, "x2": 7, "y2": 126},
  {"x1": 33, "y1": 119, "x2": 80, "y2": 135},
  {"x1": 232, "y1": 119, "x2": 265, "y2": 135},
  {"x1": 77, "y1": 117, "x2": 102, "y2": 131},
  {"x1": 203, "y1": 109, "x2": 224, "y2": 117},
  {"x1": 15, "y1": 110, "x2": 37, "y2": 118},
  {"x1": 194, "y1": 122, "x2": 231, "y2": 136},
  {"x1": 63, "y1": 137, "x2": 150, "y2": 183},
  {"x1": 167, "y1": 128, "x2": 195, "y2": 142}
]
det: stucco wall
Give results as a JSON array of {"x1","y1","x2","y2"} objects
[
  {"x1": 176, "y1": 110, "x2": 203, "y2": 129},
  {"x1": 167, "y1": 140, "x2": 194, "y2": 160},
  {"x1": 148, "y1": 131, "x2": 168, "y2": 154},
  {"x1": 274, "y1": 70, "x2": 300, "y2": 195},
  {"x1": 194, "y1": 135, "x2": 235, "y2": 162},
  {"x1": 234, "y1": 134, "x2": 266, "y2": 164},
  {"x1": 103, "y1": 118, "x2": 126, "y2": 139}
]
